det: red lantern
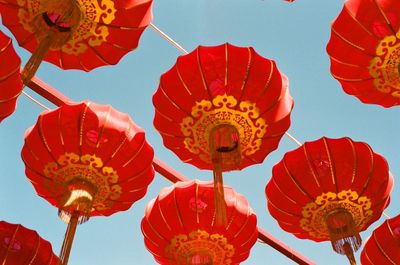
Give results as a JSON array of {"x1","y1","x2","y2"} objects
[
  {"x1": 21, "y1": 101, "x2": 155, "y2": 265},
  {"x1": 141, "y1": 180, "x2": 258, "y2": 265},
  {"x1": 327, "y1": 0, "x2": 400, "y2": 107},
  {"x1": 0, "y1": 0, "x2": 153, "y2": 84},
  {"x1": 265, "y1": 137, "x2": 393, "y2": 265},
  {"x1": 360, "y1": 214, "x2": 400, "y2": 264},
  {"x1": 0, "y1": 30, "x2": 22, "y2": 123},
  {"x1": 153, "y1": 43, "x2": 293, "y2": 224},
  {"x1": 0, "y1": 221, "x2": 59, "y2": 264}
]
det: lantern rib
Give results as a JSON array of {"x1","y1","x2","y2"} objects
[
  {"x1": 87, "y1": 44, "x2": 112, "y2": 66},
  {"x1": 57, "y1": 108, "x2": 66, "y2": 147},
  {"x1": 343, "y1": 6, "x2": 375, "y2": 37},
  {"x1": 78, "y1": 102, "x2": 91, "y2": 156},
  {"x1": 0, "y1": 36, "x2": 11, "y2": 52},
  {"x1": 95, "y1": 105, "x2": 112, "y2": 149},
  {"x1": 173, "y1": 188, "x2": 185, "y2": 229},
  {"x1": 266, "y1": 195, "x2": 301, "y2": 218},
  {"x1": 240, "y1": 226, "x2": 259, "y2": 249},
  {"x1": 3, "y1": 224, "x2": 20, "y2": 263},
  {"x1": 302, "y1": 142, "x2": 322, "y2": 189},
  {"x1": 28, "y1": 233, "x2": 41, "y2": 265},
  {"x1": 233, "y1": 208, "x2": 251, "y2": 239},
  {"x1": 108, "y1": 123, "x2": 131, "y2": 161},
  {"x1": 322, "y1": 137, "x2": 338, "y2": 192},
  {"x1": 158, "y1": 83, "x2": 192, "y2": 117},
  {"x1": 224, "y1": 194, "x2": 239, "y2": 230},
  {"x1": 144, "y1": 215, "x2": 170, "y2": 243},
  {"x1": 235, "y1": 47, "x2": 253, "y2": 110},
  {"x1": 175, "y1": 63, "x2": 193, "y2": 96},
  {"x1": 330, "y1": 27, "x2": 373, "y2": 55},
  {"x1": 0, "y1": 65, "x2": 19, "y2": 82},
  {"x1": 258, "y1": 59, "x2": 275, "y2": 99},
  {"x1": 58, "y1": 50, "x2": 65, "y2": 69},
  {"x1": 372, "y1": 230, "x2": 396, "y2": 264},
  {"x1": 371, "y1": 0, "x2": 396, "y2": 35},
  {"x1": 358, "y1": 145, "x2": 375, "y2": 197},
  {"x1": 329, "y1": 55, "x2": 365, "y2": 68},
  {"x1": 346, "y1": 137, "x2": 357, "y2": 185},
  {"x1": 157, "y1": 200, "x2": 172, "y2": 231},
  {"x1": 196, "y1": 47, "x2": 214, "y2": 101},
  {"x1": 121, "y1": 134, "x2": 147, "y2": 168},
  {"x1": 225, "y1": 43, "x2": 228, "y2": 88},
  {"x1": 271, "y1": 177, "x2": 298, "y2": 204},
  {"x1": 330, "y1": 73, "x2": 374, "y2": 82},
  {"x1": 283, "y1": 156, "x2": 314, "y2": 200},
  {"x1": 110, "y1": 164, "x2": 152, "y2": 186},
  {"x1": 38, "y1": 115, "x2": 61, "y2": 166}
]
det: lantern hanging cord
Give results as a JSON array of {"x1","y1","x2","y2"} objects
[
  {"x1": 22, "y1": 89, "x2": 50, "y2": 110},
  {"x1": 149, "y1": 23, "x2": 188, "y2": 55}
]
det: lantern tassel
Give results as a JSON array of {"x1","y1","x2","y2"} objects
[
  {"x1": 21, "y1": 32, "x2": 55, "y2": 85},
  {"x1": 213, "y1": 165, "x2": 227, "y2": 226},
  {"x1": 58, "y1": 211, "x2": 79, "y2": 265},
  {"x1": 343, "y1": 242, "x2": 357, "y2": 265}
]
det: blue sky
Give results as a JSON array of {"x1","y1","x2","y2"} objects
[{"x1": 1, "y1": 0, "x2": 400, "y2": 264}]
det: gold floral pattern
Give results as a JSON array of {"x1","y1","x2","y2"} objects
[
  {"x1": 43, "y1": 152, "x2": 121, "y2": 211},
  {"x1": 180, "y1": 94, "x2": 267, "y2": 164},
  {"x1": 369, "y1": 32, "x2": 400, "y2": 98},
  {"x1": 166, "y1": 230, "x2": 235, "y2": 265},
  {"x1": 300, "y1": 190, "x2": 373, "y2": 240},
  {"x1": 17, "y1": 0, "x2": 116, "y2": 55}
]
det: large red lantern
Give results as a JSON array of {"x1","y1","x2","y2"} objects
[
  {"x1": 21, "y1": 101, "x2": 155, "y2": 265},
  {"x1": 153, "y1": 43, "x2": 293, "y2": 224},
  {"x1": 0, "y1": 29, "x2": 22, "y2": 123},
  {"x1": 0, "y1": 0, "x2": 153, "y2": 84},
  {"x1": 0, "y1": 221, "x2": 59, "y2": 264},
  {"x1": 141, "y1": 180, "x2": 258, "y2": 265},
  {"x1": 360, "y1": 214, "x2": 400, "y2": 264},
  {"x1": 327, "y1": 0, "x2": 400, "y2": 107},
  {"x1": 265, "y1": 137, "x2": 393, "y2": 265}
]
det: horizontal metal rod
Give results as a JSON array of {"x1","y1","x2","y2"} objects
[{"x1": 25, "y1": 74, "x2": 315, "y2": 265}]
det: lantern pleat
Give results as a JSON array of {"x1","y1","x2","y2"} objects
[
  {"x1": 142, "y1": 180, "x2": 258, "y2": 265},
  {"x1": 327, "y1": 0, "x2": 400, "y2": 107},
  {"x1": 266, "y1": 137, "x2": 393, "y2": 263},
  {"x1": 0, "y1": 30, "x2": 22, "y2": 123},
  {"x1": 361, "y1": 214, "x2": 400, "y2": 265},
  {"x1": 0, "y1": 221, "x2": 59, "y2": 265}
]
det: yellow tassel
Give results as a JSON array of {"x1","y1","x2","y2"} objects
[{"x1": 58, "y1": 211, "x2": 79, "y2": 265}]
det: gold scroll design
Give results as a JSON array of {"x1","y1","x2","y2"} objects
[
  {"x1": 300, "y1": 190, "x2": 373, "y2": 240},
  {"x1": 17, "y1": 0, "x2": 116, "y2": 55},
  {"x1": 165, "y1": 230, "x2": 235, "y2": 265},
  {"x1": 43, "y1": 152, "x2": 121, "y2": 211},
  {"x1": 181, "y1": 94, "x2": 267, "y2": 164},
  {"x1": 369, "y1": 32, "x2": 400, "y2": 98}
]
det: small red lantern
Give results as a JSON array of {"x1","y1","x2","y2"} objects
[
  {"x1": 0, "y1": 0, "x2": 153, "y2": 84},
  {"x1": 0, "y1": 221, "x2": 59, "y2": 264},
  {"x1": 153, "y1": 43, "x2": 293, "y2": 224},
  {"x1": 360, "y1": 214, "x2": 400, "y2": 264},
  {"x1": 0, "y1": 30, "x2": 22, "y2": 123},
  {"x1": 265, "y1": 137, "x2": 393, "y2": 265},
  {"x1": 21, "y1": 101, "x2": 155, "y2": 265},
  {"x1": 141, "y1": 180, "x2": 258, "y2": 265},
  {"x1": 327, "y1": 0, "x2": 400, "y2": 107}
]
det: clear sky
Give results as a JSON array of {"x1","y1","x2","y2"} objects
[{"x1": 1, "y1": 0, "x2": 399, "y2": 264}]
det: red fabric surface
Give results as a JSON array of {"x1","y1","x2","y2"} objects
[
  {"x1": 0, "y1": 221, "x2": 59, "y2": 265},
  {"x1": 360, "y1": 214, "x2": 400, "y2": 265},
  {"x1": 0, "y1": 29, "x2": 22, "y2": 123},
  {"x1": 141, "y1": 180, "x2": 258, "y2": 265},
  {"x1": 21, "y1": 101, "x2": 155, "y2": 217}
]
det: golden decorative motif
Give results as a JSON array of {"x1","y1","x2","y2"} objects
[
  {"x1": 43, "y1": 152, "x2": 121, "y2": 211},
  {"x1": 300, "y1": 190, "x2": 373, "y2": 240},
  {"x1": 180, "y1": 94, "x2": 267, "y2": 164},
  {"x1": 369, "y1": 31, "x2": 400, "y2": 98},
  {"x1": 166, "y1": 230, "x2": 235, "y2": 265},
  {"x1": 17, "y1": 0, "x2": 116, "y2": 55}
]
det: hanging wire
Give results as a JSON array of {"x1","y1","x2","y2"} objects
[{"x1": 22, "y1": 90, "x2": 50, "y2": 110}]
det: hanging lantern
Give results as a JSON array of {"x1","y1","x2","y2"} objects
[
  {"x1": 153, "y1": 43, "x2": 293, "y2": 225},
  {"x1": 327, "y1": 0, "x2": 400, "y2": 107},
  {"x1": 0, "y1": 29, "x2": 22, "y2": 123},
  {"x1": 21, "y1": 101, "x2": 155, "y2": 265},
  {"x1": 0, "y1": 0, "x2": 153, "y2": 84},
  {"x1": 0, "y1": 221, "x2": 59, "y2": 264},
  {"x1": 360, "y1": 214, "x2": 400, "y2": 264},
  {"x1": 141, "y1": 180, "x2": 258, "y2": 265},
  {"x1": 265, "y1": 137, "x2": 393, "y2": 265}
]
